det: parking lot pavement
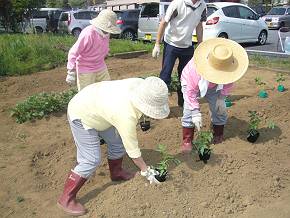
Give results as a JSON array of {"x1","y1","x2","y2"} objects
[{"x1": 242, "y1": 30, "x2": 280, "y2": 52}]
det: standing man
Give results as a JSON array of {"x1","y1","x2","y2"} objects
[{"x1": 152, "y1": 0, "x2": 207, "y2": 107}]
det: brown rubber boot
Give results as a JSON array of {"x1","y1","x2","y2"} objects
[
  {"x1": 108, "y1": 158, "x2": 135, "y2": 181},
  {"x1": 57, "y1": 171, "x2": 87, "y2": 216},
  {"x1": 213, "y1": 125, "x2": 224, "y2": 144},
  {"x1": 181, "y1": 127, "x2": 194, "y2": 153}
]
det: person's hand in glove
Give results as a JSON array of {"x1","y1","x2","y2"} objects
[
  {"x1": 141, "y1": 166, "x2": 160, "y2": 184},
  {"x1": 216, "y1": 95, "x2": 227, "y2": 115},
  {"x1": 192, "y1": 110, "x2": 202, "y2": 131},
  {"x1": 66, "y1": 70, "x2": 76, "y2": 85},
  {"x1": 152, "y1": 44, "x2": 160, "y2": 58}
]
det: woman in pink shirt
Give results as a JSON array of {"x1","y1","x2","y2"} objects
[
  {"x1": 180, "y1": 38, "x2": 249, "y2": 153},
  {"x1": 65, "y1": 9, "x2": 121, "y2": 91}
]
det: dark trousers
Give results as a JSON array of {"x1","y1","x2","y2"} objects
[{"x1": 159, "y1": 42, "x2": 194, "y2": 106}]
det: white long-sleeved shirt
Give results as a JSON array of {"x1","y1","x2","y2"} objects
[{"x1": 68, "y1": 78, "x2": 143, "y2": 158}]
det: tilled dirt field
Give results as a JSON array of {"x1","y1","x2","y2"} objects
[{"x1": 0, "y1": 54, "x2": 290, "y2": 218}]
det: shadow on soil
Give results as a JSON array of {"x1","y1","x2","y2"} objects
[{"x1": 226, "y1": 116, "x2": 282, "y2": 143}]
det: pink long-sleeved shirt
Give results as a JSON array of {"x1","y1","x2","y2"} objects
[
  {"x1": 67, "y1": 25, "x2": 109, "y2": 73},
  {"x1": 181, "y1": 58, "x2": 234, "y2": 110}
]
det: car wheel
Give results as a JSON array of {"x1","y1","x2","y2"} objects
[
  {"x1": 218, "y1": 33, "x2": 228, "y2": 39},
  {"x1": 34, "y1": 27, "x2": 43, "y2": 34},
  {"x1": 279, "y1": 22, "x2": 285, "y2": 29},
  {"x1": 257, "y1": 30, "x2": 267, "y2": 45},
  {"x1": 122, "y1": 30, "x2": 135, "y2": 40},
  {"x1": 72, "y1": 28, "x2": 82, "y2": 38}
]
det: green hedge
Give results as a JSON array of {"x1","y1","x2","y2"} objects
[{"x1": 0, "y1": 34, "x2": 154, "y2": 76}]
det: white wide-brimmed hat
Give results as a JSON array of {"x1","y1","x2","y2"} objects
[
  {"x1": 194, "y1": 38, "x2": 249, "y2": 84},
  {"x1": 131, "y1": 77, "x2": 170, "y2": 119},
  {"x1": 90, "y1": 9, "x2": 121, "y2": 34}
]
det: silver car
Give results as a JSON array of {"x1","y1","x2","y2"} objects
[
  {"x1": 58, "y1": 10, "x2": 98, "y2": 37},
  {"x1": 262, "y1": 6, "x2": 290, "y2": 29}
]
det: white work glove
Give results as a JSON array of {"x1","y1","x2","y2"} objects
[
  {"x1": 141, "y1": 166, "x2": 160, "y2": 184},
  {"x1": 152, "y1": 44, "x2": 160, "y2": 58},
  {"x1": 66, "y1": 70, "x2": 76, "y2": 85},
  {"x1": 216, "y1": 95, "x2": 227, "y2": 115},
  {"x1": 192, "y1": 111, "x2": 202, "y2": 131}
]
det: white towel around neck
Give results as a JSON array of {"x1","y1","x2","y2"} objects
[{"x1": 198, "y1": 77, "x2": 223, "y2": 98}]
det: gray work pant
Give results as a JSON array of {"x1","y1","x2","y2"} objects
[
  {"x1": 68, "y1": 117, "x2": 125, "y2": 178},
  {"x1": 181, "y1": 85, "x2": 227, "y2": 128}
]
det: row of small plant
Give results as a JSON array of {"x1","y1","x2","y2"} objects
[
  {"x1": 255, "y1": 73, "x2": 286, "y2": 98},
  {"x1": 10, "y1": 88, "x2": 77, "y2": 123}
]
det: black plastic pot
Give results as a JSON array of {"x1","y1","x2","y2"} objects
[
  {"x1": 154, "y1": 168, "x2": 168, "y2": 182},
  {"x1": 140, "y1": 121, "x2": 151, "y2": 132},
  {"x1": 198, "y1": 149, "x2": 211, "y2": 164},
  {"x1": 247, "y1": 129, "x2": 260, "y2": 143}
]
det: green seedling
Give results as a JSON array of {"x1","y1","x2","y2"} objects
[
  {"x1": 276, "y1": 73, "x2": 285, "y2": 92},
  {"x1": 16, "y1": 196, "x2": 24, "y2": 203},
  {"x1": 192, "y1": 131, "x2": 213, "y2": 163},
  {"x1": 155, "y1": 144, "x2": 181, "y2": 177},
  {"x1": 255, "y1": 77, "x2": 268, "y2": 98},
  {"x1": 267, "y1": 120, "x2": 276, "y2": 129},
  {"x1": 168, "y1": 73, "x2": 181, "y2": 93},
  {"x1": 248, "y1": 111, "x2": 261, "y2": 131}
]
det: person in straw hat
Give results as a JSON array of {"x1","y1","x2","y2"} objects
[
  {"x1": 57, "y1": 76, "x2": 169, "y2": 216},
  {"x1": 180, "y1": 38, "x2": 249, "y2": 153},
  {"x1": 65, "y1": 9, "x2": 120, "y2": 91}
]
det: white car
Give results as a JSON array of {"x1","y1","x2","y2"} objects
[{"x1": 195, "y1": 2, "x2": 268, "y2": 45}]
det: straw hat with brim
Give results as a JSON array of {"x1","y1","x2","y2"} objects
[
  {"x1": 194, "y1": 38, "x2": 249, "y2": 84},
  {"x1": 90, "y1": 9, "x2": 121, "y2": 34},
  {"x1": 131, "y1": 77, "x2": 170, "y2": 120}
]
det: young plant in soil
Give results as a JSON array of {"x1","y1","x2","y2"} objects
[
  {"x1": 225, "y1": 96, "x2": 233, "y2": 107},
  {"x1": 154, "y1": 144, "x2": 181, "y2": 182},
  {"x1": 276, "y1": 73, "x2": 285, "y2": 92},
  {"x1": 140, "y1": 115, "x2": 150, "y2": 131},
  {"x1": 255, "y1": 76, "x2": 268, "y2": 98},
  {"x1": 192, "y1": 131, "x2": 213, "y2": 164},
  {"x1": 247, "y1": 111, "x2": 262, "y2": 143}
]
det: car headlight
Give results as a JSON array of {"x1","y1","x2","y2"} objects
[{"x1": 272, "y1": 18, "x2": 279, "y2": 22}]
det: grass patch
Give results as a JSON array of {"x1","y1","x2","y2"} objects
[
  {"x1": 0, "y1": 34, "x2": 154, "y2": 76},
  {"x1": 250, "y1": 55, "x2": 290, "y2": 72},
  {"x1": 10, "y1": 88, "x2": 77, "y2": 123}
]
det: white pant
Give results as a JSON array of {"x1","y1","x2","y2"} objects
[
  {"x1": 181, "y1": 85, "x2": 227, "y2": 128},
  {"x1": 69, "y1": 118, "x2": 125, "y2": 178}
]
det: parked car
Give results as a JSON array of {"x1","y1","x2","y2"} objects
[
  {"x1": 114, "y1": 9, "x2": 140, "y2": 40},
  {"x1": 58, "y1": 10, "x2": 99, "y2": 37},
  {"x1": 250, "y1": 5, "x2": 267, "y2": 17},
  {"x1": 28, "y1": 8, "x2": 64, "y2": 33},
  {"x1": 262, "y1": 5, "x2": 290, "y2": 29},
  {"x1": 196, "y1": 2, "x2": 268, "y2": 45}
]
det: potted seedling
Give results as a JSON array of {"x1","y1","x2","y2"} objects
[
  {"x1": 154, "y1": 144, "x2": 181, "y2": 182},
  {"x1": 276, "y1": 73, "x2": 285, "y2": 92},
  {"x1": 192, "y1": 131, "x2": 213, "y2": 164},
  {"x1": 140, "y1": 115, "x2": 150, "y2": 132},
  {"x1": 247, "y1": 111, "x2": 261, "y2": 143},
  {"x1": 224, "y1": 96, "x2": 233, "y2": 107},
  {"x1": 255, "y1": 77, "x2": 268, "y2": 98}
]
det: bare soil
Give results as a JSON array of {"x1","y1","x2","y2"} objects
[{"x1": 1, "y1": 54, "x2": 290, "y2": 218}]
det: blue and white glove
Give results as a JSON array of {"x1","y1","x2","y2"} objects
[
  {"x1": 141, "y1": 166, "x2": 160, "y2": 184},
  {"x1": 66, "y1": 70, "x2": 76, "y2": 85},
  {"x1": 192, "y1": 110, "x2": 202, "y2": 131}
]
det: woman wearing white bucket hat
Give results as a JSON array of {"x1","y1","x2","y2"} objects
[
  {"x1": 66, "y1": 9, "x2": 121, "y2": 91},
  {"x1": 180, "y1": 38, "x2": 249, "y2": 153},
  {"x1": 57, "y1": 77, "x2": 170, "y2": 216}
]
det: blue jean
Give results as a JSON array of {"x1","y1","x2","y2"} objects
[
  {"x1": 159, "y1": 42, "x2": 194, "y2": 86},
  {"x1": 68, "y1": 118, "x2": 125, "y2": 178},
  {"x1": 181, "y1": 85, "x2": 227, "y2": 128}
]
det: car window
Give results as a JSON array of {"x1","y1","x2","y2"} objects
[
  {"x1": 74, "y1": 11, "x2": 92, "y2": 20},
  {"x1": 141, "y1": 3, "x2": 159, "y2": 17},
  {"x1": 287, "y1": 8, "x2": 290, "y2": 15},
  {"x1": 238, "y1": 6, "x2": 256, "y2": 20},
  {"x1": 222, "y1": 6, "x2": 239, "y2": 18},
  {"x1": 32, "y1": 10, "x2": 49, "y2": 19},
  {"x1": 267, "y1": 7, "x2": 286, "y2": 15},
  {"x1": 90, "y1": 11, "x2": 98, "y2": 19},
  {"x1": 128, "y1": 11, "x2": 140, "y2": 19},
  {"x1": 60, "y1": 13, "x2": 68, "y2": 21},
  {"x1": 207, "y1": 6, "x2": 217, "y2": 17}
]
